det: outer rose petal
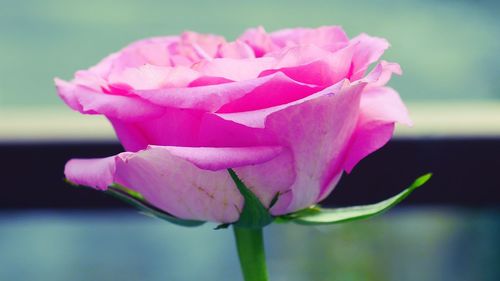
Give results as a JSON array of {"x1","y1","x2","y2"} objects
[
  {"x1": 343, "y1": 86, "x2": 411, "y2": 173},
  {"x1": 55, "y1": 78, "x2": 165, "y2": 121},
  {"x1": 64, "y1": 157, "x2": 116, "y2": 190},
  {"x1": 64, "y1": 145, "x2": 294, "y2": 223},
  {"x1": 265, "y1": 82, "x2": 366, "y2": 214},
  {"x1": 317, "y1": 86, "x2": 410, "y2": 200}
]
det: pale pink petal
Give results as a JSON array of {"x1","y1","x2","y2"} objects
[
  {"x1": 192, "y1": 57, "x2": 275, "y2": 81},
  {"x1": 363, "y1": 60, "x2": 402, "y2": 87},
  {"x1": 169, "y1": 31, "x2": 226, "y2": 63},
  {"x1": 270, "y1": 26, "x2": 349, "y2": 51},
  {"x1": 349, "y1": 34, "x2": 390, "y2": 80},
  {"x1": 108, "y1": 65, "x2": 173, "y2": 90},
  {"x1": 108, "y1": 65, "x2": 199, "y2": 90},
  {"x1": 238, "y1": 26, "x2": 279, "y2": 57},
  {"x1": 73, "y1": 70, "x2": 108, "y2": 92},
  {"x1": 64, "y1": 157, "x2": 116, "y2": 190},
  {"x1": 114, "y1": 145, "x2": 293, "y2": 222},
  {"x1": 115, "y1": 148, "x2": 241, "y2": 222},
  {"x1": 234, "y1": 147, "x2": 296, "y2": 210},
  {"x1": 55, "y1": 78, "x2": 165, "y2": 121},
  {"x1": 107, "y1": 37, "x2": 178, "y2": 75},
  {"x1": 218, "y1": 40, "x2": 256, "y2": 59}
]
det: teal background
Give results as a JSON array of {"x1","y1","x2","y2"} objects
[
  {"x1": 1, "y1": 209, "x2": 499, "y2": 281},
  {"x1": 1, "y1": 0, "x2": 499, "y2": 108}
]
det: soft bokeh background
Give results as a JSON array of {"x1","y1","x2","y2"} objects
[
  {"x1": 1, "y1": 0, "x2": 499, "y2": 139},
  {"x1": 1, "y1": 0, "x2": 499, "y2": 280}
]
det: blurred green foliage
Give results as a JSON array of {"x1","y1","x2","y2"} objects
[{"x1": 0, "y1": 0, "x2": 499, "y2": 108}]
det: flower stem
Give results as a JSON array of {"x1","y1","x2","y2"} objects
[{"x1": 233, "y1": 226, "x2": 269, "y2": 281}]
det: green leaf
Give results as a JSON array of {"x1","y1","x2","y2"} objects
[
  {"x1": 105, "y1": 185, "x2": 205, "y2": 227},
  {"x1": 228, "y1": 169, "x2": 274, "y2": 229},
  {"x1": 282, "y1": 173, "x2": 432, "y2": 225}
]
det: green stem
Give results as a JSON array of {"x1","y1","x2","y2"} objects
[{"x1": 233, "y1": 226, "x2": 269, "y2": 281}]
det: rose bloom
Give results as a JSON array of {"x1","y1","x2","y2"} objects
[{"x1": 56, "y1": 26, "x2": 410, "y2": 223}]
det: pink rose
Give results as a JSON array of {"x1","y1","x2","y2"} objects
[{"x1": 56, "y1": 26, "x2": 410, "y2": 223}]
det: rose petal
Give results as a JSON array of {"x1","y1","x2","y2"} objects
[
  {"x1": 152, "y1": 145, "x2": 284, "y2": 171},
  {"x1": 270, "y1": 26, "x2": 349, "y2": 51},
  {"x1": 135, "y1": 72, "x2": 311, "y2": 111},
  {"x1": 64, "y1": 157, "x2": 116, "y2": 190},
  {"x1": 215, "y1": 80, "x2": 346, "y2": 128},
  {"x1": 114, "y1": 145, "x2": 293, "y2": 222},
  {"x1": 363, "y1": 60, "x2": 402, "y2": 87},
  {"x1": 192, "y1": 57, "x2": 275, "y2": 81},
  {"x1": 108, "y1": 64, "x2": 199, "y2": 90},
  {"x1": 238, "y1": 26, "x2": 279, "y2": 57},
  {"x1": 218, "y1": 40, "x2": 256, "y2": 59},
  {"x1": 55, "y1": 78, "x2": 165, "y2": 121},
  {"x1": 266, "y1": 81, "x2": 366, "y2": 214},
  {"x1": 260, "y1": 43, "x2": 355, "y2": 85},
  {"x1": 349, "y1": 33, "x2": 390, "y2": 80},
  {"x1": 342, "y1": 86, "x2": 411, "y2": 173}
]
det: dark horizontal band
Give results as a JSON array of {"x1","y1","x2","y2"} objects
[{"x1": 1, "y1": 137, "x2": 499, "y2": 210}]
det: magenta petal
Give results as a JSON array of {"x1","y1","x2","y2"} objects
[
  {"x1": 64, "y1": 157, "x2": 116, "y2": 190},
  {"x1": 343, "y1": 86, "x2": 411, "y2": 173},
  {"x1": 135, "y1": 72, "x2": 307, "y2": 111},
  {"x1": 215, "y1": 80, "x2": 346, "y2": 128},
  {"x1": 266, "y1": 82, "x2": 366, "y2": 214},
  {"x1": 261, "y1": 44, "x2": 355, "y2": 86}
]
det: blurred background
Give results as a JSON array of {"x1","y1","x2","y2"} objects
[{"x1": 1, "y1": 0, "x2": 499, "y2": 280}]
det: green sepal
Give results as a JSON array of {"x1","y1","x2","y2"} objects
[
  {"x1": 228, "y1": 169, "x2": 274, "y2": 229},
  {"x1": 277, "y1": 173, "x2": 432, "y2": 225},
  {"x1": 214, "y1": 223, "x2": 230, "y2": 230}
]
